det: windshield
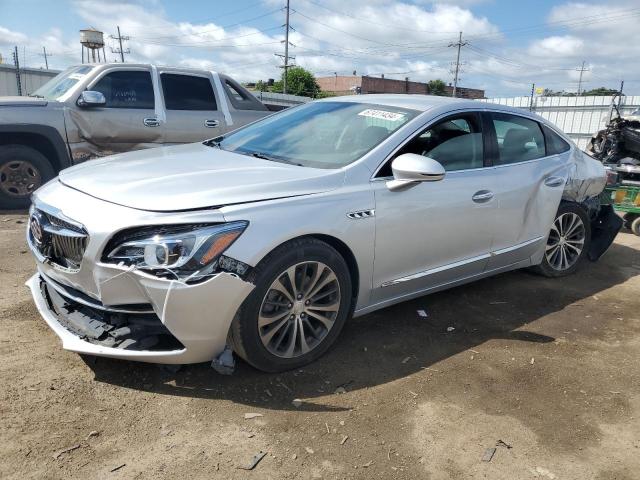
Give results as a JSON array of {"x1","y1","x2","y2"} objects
[
  {"x1": 218, "y1": 101, "x2": 419, "y2": 169},
  {"x1": 32, "y1": 66, "x2": 94, "y2": 100}
]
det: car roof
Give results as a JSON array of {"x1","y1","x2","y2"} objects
[
  {"x1": 316, "y1": 94, "x2": 481, "y2": 112},
  {"x1": 316, "y1": 93, "x2": 536, "y2": 118}
]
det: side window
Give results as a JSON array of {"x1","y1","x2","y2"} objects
[
  {"x1": 225, "y1": 81, "x2": 247, "y2": 102},
  {"x1": 542, "y1": 124, "x2": 571, "y2": 155},
  {"x1": 161, "y1": 74, "x2": 217, "y2": 111},
  {"x1": 378, "y1": 113, "x2": 483, "y2": 176},
  {"x1": 222, "y1": 78, "x2": 266, "y2": 111},
  {"x1": 490, "y1": 113, "x2": 545, "y2": 165},
  {"x1": 91, "y1": 71, "x2": 154, "y2": 109}
]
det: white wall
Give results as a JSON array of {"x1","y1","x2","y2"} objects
[
  {"x1": 480, "y1": 95, "x2": 640, "y2": 149},
  {"x1": 0, "y1": 65, "x2": 60, "y2": 96}
]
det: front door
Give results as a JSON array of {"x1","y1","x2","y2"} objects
[
  {"x1": 159, "y1": 72, "x2": 226, "y2": 144},
  {"x1": 371, "y1": 112, "x2": 498, "y2": 305},
  {"x1": 69, "y1": 67, "x2": 162, "y2": 158}
]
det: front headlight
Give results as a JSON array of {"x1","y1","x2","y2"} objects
[{"x1": 104, "y1": 221, "x2": 248, "y2": 282}]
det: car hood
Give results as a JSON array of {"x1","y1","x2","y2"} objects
[
  {"x1": 0, "y1": 96, "x2": 49, "y2": 107},
  {"x1": 58, "y1": 143, "x2": 345, "y2": 212}
]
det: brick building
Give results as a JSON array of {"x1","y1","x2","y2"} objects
[{"x1": 315, "y1": 75, "x2": 485, "y2": 100}]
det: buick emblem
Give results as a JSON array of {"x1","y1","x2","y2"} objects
[{"x1": 30, "y1": 213, "x2": 44, "y2": 246}]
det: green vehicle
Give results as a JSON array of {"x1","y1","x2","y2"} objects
[{"x1": 604, "y1": 184, "x2": 640, "y2": 236}]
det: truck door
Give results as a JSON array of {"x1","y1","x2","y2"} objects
[
  {"x1": 159, "y1": 72, "x2": 226, "y2": 144},
  {"x1": 68, "y1": 67, "x2": 163, "y2": 158}
]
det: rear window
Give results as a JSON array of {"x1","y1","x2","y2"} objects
[
  {"x1": 490, "y1": 112, "x2": 546, "y2": 165},
  {"x1": 542, "y1": 125, "x2": 571, "y2": 155},
  {"x1": 161, "y1": 74, "x2": 217, "y2": 111}
]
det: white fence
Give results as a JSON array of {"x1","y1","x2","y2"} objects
[
  {"x1": 0, "y1": 64, "x2": 59, "y2": 96},
  {"x1": 250, "y1": 90, "x2": 311, "y2": 108},
  {"x1": 481, "y1": 95, "x2": 640, "y2": 149}
]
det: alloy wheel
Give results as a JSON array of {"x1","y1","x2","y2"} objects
[
  {"x1": 258, "y1": 261, "x2": 341, "y2": 358},
  {"x1": 0, "y1": 160, "x2": 42, "y2": 197},
  {"x1": 545, "y1": 212, "x2": 586, "y2": 271}
]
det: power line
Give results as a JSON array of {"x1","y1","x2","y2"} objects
[{"x1": 132, "y1": 9, "x2": 283, "y2": 41}]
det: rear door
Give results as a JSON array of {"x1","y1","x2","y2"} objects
[
  {"x1": 70, "y1": 67, "x2": 162, "y2": 156},
  {"x1": 483, "y1": 111, "x2": 570, "y2": 269},
  {"x1": 159, "y1": 72, "x2": 226, "y2": 144}
]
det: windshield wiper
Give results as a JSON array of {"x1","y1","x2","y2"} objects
[
  {"x1": 249, "y1": 151, "x2": 303, "y2": 166},
  {"x1": 203, "y1": 135, "x2": 224, "y2": 148},
  {"x1": 28, "y1": 94, "x2": 44, "y2": 98}
]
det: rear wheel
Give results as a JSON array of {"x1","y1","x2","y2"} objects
[
  {"x1": 631, "y1": 217, "x2": 640, "y2": 237},
  {"x1": 0, "y1": 145, "x2": 54, "y2": 210},
  {"x1": 534, "y1": 203, "x2": 591, "y2": 277},
  {"x1": 231, "y1": 238, "x2": 352, "y2": 372}
]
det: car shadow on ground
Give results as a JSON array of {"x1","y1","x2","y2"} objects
[{"x1": 85, "y1": 241, "x2": 639, "y2": 412}]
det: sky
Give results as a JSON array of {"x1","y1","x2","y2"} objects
[{"x1": 0, "y1": 0, "x2": 639, "y2": 97}]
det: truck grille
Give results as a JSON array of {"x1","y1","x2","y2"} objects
[{"x1": 28, "y1": 208, "x2": 89, "y2": 272}]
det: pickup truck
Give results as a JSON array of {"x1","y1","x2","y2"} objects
[{"x1": 0, "y1": 63, "x2": 271, "y2": 208}]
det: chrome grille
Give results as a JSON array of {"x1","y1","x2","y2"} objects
[{"x1": 29, "y1": 208, "x2": 88, "y2": 271}]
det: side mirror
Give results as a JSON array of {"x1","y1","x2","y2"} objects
[
  {"x1": 387, "y1": 153, "x2": 445, "y2": 191},
  {"x1": 77, "y1": 90, "x2": 106, "y2": 108}
]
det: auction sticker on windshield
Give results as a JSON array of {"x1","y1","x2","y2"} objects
[{"x1": 358, "y1": 109, "x2": 406, "y2": 122}]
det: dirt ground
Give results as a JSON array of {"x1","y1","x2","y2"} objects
[{"x1": 1, "y1": 211, "x2": 639, "y2": 480}]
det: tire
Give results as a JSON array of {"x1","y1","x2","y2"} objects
[
  {"x1": 0, "y1": 144, "x2": 55, "y2": 210},
  {"x1": 533, "y1": 202, "x2": 591, "y2": 278},
  {"x1": 623, "y1": 213, "x2": 638, "y2": 231},
  {"x1": 631, "y1": 217, "x2": 640, "y2": 237},
  {"x1": 231, "y1": 238, "x2": 353, "y2": 372}
]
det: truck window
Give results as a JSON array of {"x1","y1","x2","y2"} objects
[
  {"x1": 161, "y1": 74, "x2": 217, "y2": 111},
  {"x1": 91, "y1": 71, "x2": 154, "y2": 109}
]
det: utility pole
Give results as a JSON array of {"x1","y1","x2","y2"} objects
[
  {"x1": 576, "y1": 60, "x2": 588, "y2": 95},
  {"x1": 110, "y1": 26, "x2": 130, "y2": 62},
  {"x1": 529, "y1": 83, "x2": 535, "y2": 111},
  {"x1": 449, "y1": 31, "x2": 467, "y2": 98},
  {"x1": 42, "y1": 47, "x2": 49, "y2": 69},
  {"x1": 12, "y1": 46, "x2": 22, "y2": 96},
  {"x1": 275, "y1": 0, "x2": 295, "y2": 94},
  {"x1": 283, "y1": 0, "x2": 290, "y2": 94}
]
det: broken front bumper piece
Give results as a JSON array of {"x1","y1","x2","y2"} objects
[{"x1": 27, "y1": 269, "x2": 254, "y2": 364}]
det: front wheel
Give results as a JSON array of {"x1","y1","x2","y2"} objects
[
  {"x1": 231, "y1": 238, "x2": 352, "y2": 372},
  {"x1": 534, "y1": 203, "x2": 591, "y2": 277},
  {"x1": 0, "y1": 145, "x2": 55, "y2": 210}
]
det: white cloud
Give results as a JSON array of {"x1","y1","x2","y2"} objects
[
  {"x1": 528, "y1": 35, "x2": 584, "y2": 57},
  {"x1": 1, "y1": 0, "x2": 639, "y2": 96}
]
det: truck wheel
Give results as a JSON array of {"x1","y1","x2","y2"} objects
[
  {"x1": 0, "y1": 145, "x2": 54, "y2": 210},
  {"x1": 631, "y1": 217, "x2": 640, "y2": 237}
]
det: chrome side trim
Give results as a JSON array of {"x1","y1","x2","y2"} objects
[
  {"x1": 40, "y1": 274, "x2": 155, "y2": 314},
  {"x1": 490, "y1": 236, "x2": 545, "y2": 257},
  {"x1": 381, "y1": 252, "x2": 491, "y2": 287},
  {"x1": 380, "y1": 236, "x2": 545, "y2": 287}
]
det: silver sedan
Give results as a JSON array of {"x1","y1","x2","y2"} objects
[{"x1": 26, "y1": 95, "x2": 621, "y2": 372}]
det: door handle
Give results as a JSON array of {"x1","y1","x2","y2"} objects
[
  {"x1": 544, "y1": 176, "x2": 565, "y2": 188},
  {"x1": 204, "y1": 119, "x2": 220, "y2": 128},
  {"x1": 472, "y1": 190, "x2": 494, "y2": 203},
  {"x1": 143, "y1": 117, "x2": 160, "y2": 127}
]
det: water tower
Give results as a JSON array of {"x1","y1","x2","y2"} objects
[{"x1": 80, "y1": 28, "x2": 106, "y2": 64}]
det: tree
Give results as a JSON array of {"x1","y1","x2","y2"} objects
[
  {"x1": 255, "y1": 80, "x2": 268, "y2": 92},
  {"x1": 582, "y1": 87, "x2": 619, "y2": 96},
  {"x1": 427, "y1": 79, "x2": 447, "y2": 96},
  {"x1": 271, "y1": 67, "x2": 321, "y2": 97}
]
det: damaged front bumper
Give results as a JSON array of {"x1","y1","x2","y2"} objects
[{"x1": 27, "y1": 267, "x2": 253, "y2": 364}]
